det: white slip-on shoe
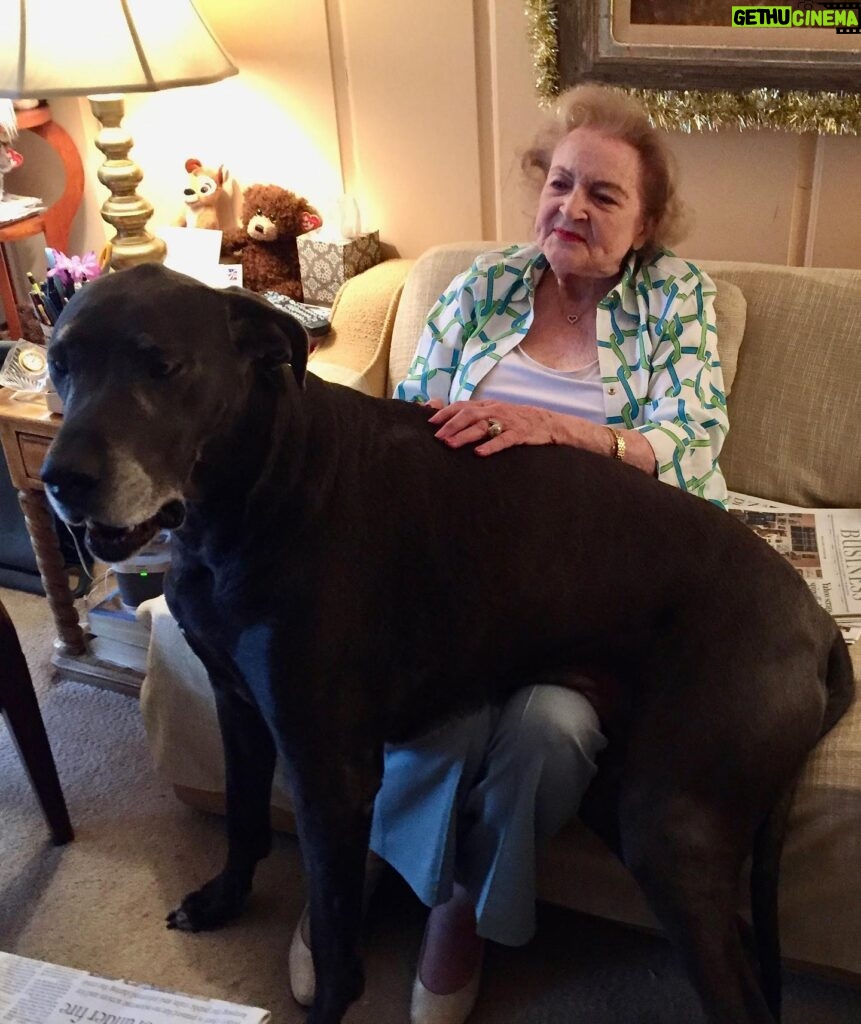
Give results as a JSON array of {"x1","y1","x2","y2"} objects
[
  {"x1": 409, "y1": 952, "x2": 483, "y2": 1024},
  {"x1": 288, "y1": 853, "x2": 387, "y2": 1008},
  {"x1": 288, "y1": 903, "x2": 315, "y2": 1007}
]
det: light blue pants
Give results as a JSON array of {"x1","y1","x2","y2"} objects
[{"x1": 369, "y1": 684, "x2": 606, "y2": 946}]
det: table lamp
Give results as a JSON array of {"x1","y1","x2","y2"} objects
[{"x1": 0, "y1": 0, "x2": 237, "y2": 270}]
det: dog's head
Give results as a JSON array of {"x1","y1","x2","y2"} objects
[{"x1": 41, "y1": 263, "x2": 308, "y2": 563}]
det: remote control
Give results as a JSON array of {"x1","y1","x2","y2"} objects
[{"x1": 263, "y1": 292, "x2": 332, "y2": 337}]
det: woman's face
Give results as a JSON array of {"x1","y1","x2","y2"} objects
[{"x1": 534, "y1": 127, "x2": 649, "y2": 284}]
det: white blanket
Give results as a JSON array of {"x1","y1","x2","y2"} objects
[{"x1": 137, "y1": 595, "x2": 294, "y2": 813}]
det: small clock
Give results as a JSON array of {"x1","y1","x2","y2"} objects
[
  {"x1": 18, "y1": 346, "x2": 47, "y2": 375},
  {"x1": 0, "y1": 341, "x2": 50, "y2": 393}
]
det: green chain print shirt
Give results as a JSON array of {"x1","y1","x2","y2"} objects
[{"x1": 395, "y1": 244, "x2": 729, "y2": 507}]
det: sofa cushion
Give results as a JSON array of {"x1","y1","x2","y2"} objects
[
  {"x1": 312, "y1": 258, "x2": 412, "y2": 398},
  {"x1": 309, "y1": 360, "x2": 373, "y2": 395},
  {"x1": 389, "y1": 244, "x2": 747, "y2": 396},
  {"x1": 710, "y1": 278, "x2": 746, "y2": 394},
  {"x1": 701, "y1": 262, "x2": 861, "y2": 508},
  {"x1": 389, "y1": 243, "x2": 494, "y2": 395}
]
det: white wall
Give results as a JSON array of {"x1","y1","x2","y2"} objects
[{"x1": 4, "y1": 0, "x2": 860, "y2": 317}]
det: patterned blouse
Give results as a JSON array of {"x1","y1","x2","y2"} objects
[{"x1": 394, "y1": 243, "x2": 729, "y2": 506}]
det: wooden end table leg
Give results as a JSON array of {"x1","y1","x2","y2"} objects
[
  {"x1": 0, "y1": 244, "x2": 23, "y2": 341},
  {"x1": 18, "y1": 487, "x2": 87, "y2": 657}
]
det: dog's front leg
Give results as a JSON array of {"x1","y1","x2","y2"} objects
[
  {"x1": 168, "y1": 671, "x2": 277, "y2": 932},
  {"x1": 289, "y1": 745, "x2": 382, "y2": 1024}
]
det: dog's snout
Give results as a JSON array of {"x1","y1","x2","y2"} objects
[{"x1": 41, "y1": 458, "x2": 99, "y2": 521}]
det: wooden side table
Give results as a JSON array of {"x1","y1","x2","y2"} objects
[
  {"x1": 0, "y1": 389, "x2": 143, "y2": 696},
  {"x1": 0, "y1": 104, "x2": 85, "y2": 340}
]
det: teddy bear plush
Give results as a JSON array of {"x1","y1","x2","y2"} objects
[
  {"x1": 221, "y1": 184, "x2": 322, "y2": 299},
  {"x1": 174, "y1": 158, "x2": 232, "y2": 231}
]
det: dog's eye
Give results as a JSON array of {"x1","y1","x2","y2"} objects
[
  {"x1": 149, "y1": 358, "x2": 182, "y2": 380},
  {"x1": 48, "y1": 355, "x2": 68, "y2": 379},
  {"x1": 256, "y1": 207, "x2": 263, "y2": 216}
]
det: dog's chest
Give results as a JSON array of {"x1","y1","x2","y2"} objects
[{"x1": 167, "y1": 551, "x2": 252, "y2": 640}]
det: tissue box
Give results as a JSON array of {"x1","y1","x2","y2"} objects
[{"x1": 297, "y1": 231, "x2": 381, "y2": 305}]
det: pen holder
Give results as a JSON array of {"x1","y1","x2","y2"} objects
[{"x1": 45, "y1": 388, "x2": 63, "y2": 414}]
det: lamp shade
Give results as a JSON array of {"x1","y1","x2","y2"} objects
[{"x1": 0, "y1": 0, "x2": 237, "y2": 98}]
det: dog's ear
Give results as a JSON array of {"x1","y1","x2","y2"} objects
[{"x1": 223, "y1": 288, "x2": 308, "y2": 386}]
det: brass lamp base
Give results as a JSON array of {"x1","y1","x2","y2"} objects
[{"x1": 88, "y1": 95, "x2": 166, "y2": 271}]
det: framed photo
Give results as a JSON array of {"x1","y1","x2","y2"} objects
[{"x1": 557, "y1": 1, "x2": 861, "y2": 93}]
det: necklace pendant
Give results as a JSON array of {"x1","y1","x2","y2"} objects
[{"x1": 567, "y1": 313, "x2": 579, "y2": 324}]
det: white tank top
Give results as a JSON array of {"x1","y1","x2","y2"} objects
[{"x1": 471, "y1": 345, "x2": 605, "y2": 423}]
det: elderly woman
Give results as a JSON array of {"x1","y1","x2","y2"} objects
[{"x1": 290, "y1": 84, "x2": 728, "y2": 1024}]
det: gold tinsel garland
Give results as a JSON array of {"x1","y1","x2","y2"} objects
[
  {"x1": 525, "y1": 0, "x2": 560, "y2": 101},
  {"x1": 631, "y1": 88, "x2": 861, "y2": 136},
  {"x1": 525, "y1": 0, "x2": 861, "y2": 135}
]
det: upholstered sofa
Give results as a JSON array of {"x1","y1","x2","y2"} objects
[{"x1": 138, "y1": 244, "x2": 861, "y2": 981}]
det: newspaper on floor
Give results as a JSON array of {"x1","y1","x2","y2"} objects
[
  {"x1": 727, "y1": 492, "x2": 861, "y2": 633},
  {"x1": 0, "y1": 952, "x2": 270, "y2": 1024}
]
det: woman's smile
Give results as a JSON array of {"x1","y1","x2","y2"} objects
[{"x1": 553, "y1": 227, "x2": 586, "y2": 243}]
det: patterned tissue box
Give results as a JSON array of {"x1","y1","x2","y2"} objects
[{"x1": 297, "y1": 230, "x2": 381, "y2": 305}]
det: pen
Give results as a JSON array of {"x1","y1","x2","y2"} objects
[
  {"x1": 40, "y1": 286, "x2": 61, "y2": 323},
  {"x1": 45, "y1": 275, "x2": 66, "y2": 313},
  {"x1": 28, "y1": 276, "x2": 58, "y2": 324},
  {"x1": 29, "y1": 289, "x2": 51, "y2": 326}
]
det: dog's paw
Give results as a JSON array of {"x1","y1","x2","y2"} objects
[{"x1": 166, "y1": 874, "x2": 249, "y2": 932}]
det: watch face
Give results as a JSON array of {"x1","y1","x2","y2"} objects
[{"x1": 19, "y1": 347, "x2": 47, "y2": 375}]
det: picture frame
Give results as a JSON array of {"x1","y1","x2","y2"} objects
[{"x1": 556, "y1": 1, "x2": 861, "y2": 93}]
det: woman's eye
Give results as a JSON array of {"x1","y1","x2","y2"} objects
[{"x1": 595, "y1": 193, "x2": 616, "y2": 206}]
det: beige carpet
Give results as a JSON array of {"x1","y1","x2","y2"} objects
[{"x1": 2, "y1": 585, "x2": 860, "y2": 1024}]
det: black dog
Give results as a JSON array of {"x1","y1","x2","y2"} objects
[{"x1": 42, "y1": 265, "x2": 853, "y2": 1024}]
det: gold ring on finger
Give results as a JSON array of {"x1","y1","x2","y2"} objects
[{"x1": 486, "y1": 418, "x2": 503, "y2": 439}]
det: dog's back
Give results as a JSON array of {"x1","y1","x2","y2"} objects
[{"x1": 275, "y1": 376, "x2": 848, "y2": 752}]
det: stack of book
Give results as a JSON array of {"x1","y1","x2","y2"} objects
[{"x1": 86, "y1": 588, "x2": 151, "y2": 673}]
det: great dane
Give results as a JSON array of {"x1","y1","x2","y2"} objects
[{"x1": 41, "y1": 265, "x2": 853, "y2": 1024}]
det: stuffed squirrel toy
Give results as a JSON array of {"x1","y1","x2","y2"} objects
[
  {"x1": 174, "y1": 158, "x2": 230, "y2": 231},
  {"x1": 221, "y1": 183, "x2": 322, "y2": 299}
]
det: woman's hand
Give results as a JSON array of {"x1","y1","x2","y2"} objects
[
  {"x1": 427, "y1": 399, "x2": 658, "y2": 474},
  {"x1": 428, "y1": 400, "x2": 559, "y2": 456}
]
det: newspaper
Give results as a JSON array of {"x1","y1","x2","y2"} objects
[
  {"x1": 727, "y1": 492, "x2": 861, "y2": 639},
  {"x1": 0, "y1": 952, "x2": 270, "y2": 1024},
  {"x1": 0, "y1": 194, "x2": 45, "y2": 226}
]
